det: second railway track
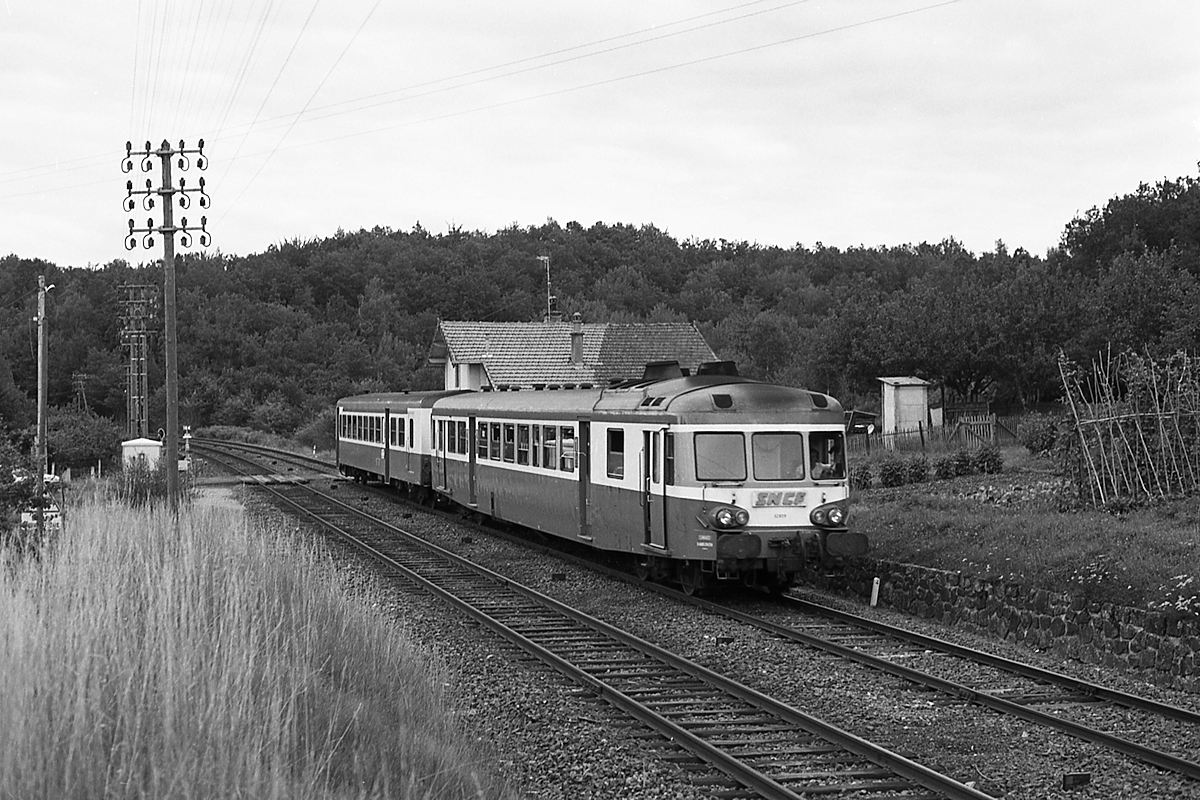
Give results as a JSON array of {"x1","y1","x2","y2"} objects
[
  {"x1": 195, "y1": 439, "x2": 1200, "y2": 797},
  {"x1": 197, "y1": 439, "x2": 992, "y2": 799}
]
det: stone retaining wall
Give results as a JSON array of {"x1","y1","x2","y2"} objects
[{"x1": 833, "y1": 558, "x2": 1200, "y2": 693}]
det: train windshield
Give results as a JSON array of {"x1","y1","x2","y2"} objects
[
  {"x1": 695, "y1": 432, "x2": 746, "y2": 481},
  {"x1": 809, "y1": 431, "x2": 846, "y2": 480},
  {"x1": 752, "y1": 432, "x2": 805, "y2": 480}
]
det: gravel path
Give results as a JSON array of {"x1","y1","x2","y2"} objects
[{"x1": 245, "y1": 484, "x2": 1200, "y2": 799}]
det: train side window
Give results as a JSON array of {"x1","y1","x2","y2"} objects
[
  {"x1": 664, "y1": 432, "x2": 675, "y2": 485},
  {"x1": 477, "y1": 422, "x2": 488, "y2": 459},
  {"x1": 503, "y1": 424, "x2": 516, "y2": 462},
  {"x1": 398, "y1": 416, "x2": 406, "y2": 448},
  {"x1": 542, "y1": 425, "x2": 557, "y2": 468},
  {"x1": 437, "y1": 420, "x2": 445, "y2": 452},
  {"x1": 517, "y1": 425, "x2": 530, "y2": 465},
  {"x1": 651, "y1": 432, "x2": 660, "y2": 483},
  {"x1": 457, "y1": 421, "x2": 468, "y2": 454},
  {"x1": 606, "y1": 428, "x2": 625, "y2": 478},
  {"x1": 408, "y1": 418, "x2": 414, "y2": 448},
  {"x1": 531, "y1": 425, "x2": 541, "y2": 468},
  {"x1": 489, "y1": 423, "x2": 501, "y2": 460},
  {"x1": 375, "y1": 416, "x2": 382, "y2": 443},
  {"x1": 559, "y1": 426, "x2": 576, "y2": 472},
  {"x1": 695, "y1": 432, "x2": 746, "y2": 481}
]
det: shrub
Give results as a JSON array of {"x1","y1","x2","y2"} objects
[
  {"x1": 952, "y1": 449, "x2": 976, "y2": 476},
  {"x1": 1017, "y1": 413, "x2": 1060, "y2": 456},
  {"x1": 878, "y1": 455, "x2": 907, "y2": 488},
  {"x1": 850, "y1": 462, "x2": 872, "y2": 491},
  {"x1": 115, "y1": 458, "x2": 191, "y2": 509},
  {"x1": 906, "y1": 455, "x2": 929, "y2": 483},
  {"x1": 972, "y1": 444, "x2": 1004, "y2": 474},
  {"x1": 933, "y1": 455, "x2": 956, "y2": 480}
]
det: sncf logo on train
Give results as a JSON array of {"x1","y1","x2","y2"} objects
[{"x1": 753, "y1": 491, "x2": 806, "y2": 508}]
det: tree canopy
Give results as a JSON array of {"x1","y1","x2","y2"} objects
[{"x1": 2, "y1": 167, "x2": 1198, "y2": 446}]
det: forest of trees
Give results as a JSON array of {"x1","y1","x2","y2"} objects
[{"x1": 1, "y1": 169, "x2": 1198, "y2": 467}]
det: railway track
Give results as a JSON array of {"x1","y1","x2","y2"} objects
[
  {"x1": 196, "y1": 439, "x2": 992, "y2": 799},
  {"x1": 194, "y1": 439, "x2": 1200, "y2": 790}
]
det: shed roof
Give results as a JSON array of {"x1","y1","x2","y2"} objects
[
  {"x1": 429, "y1": 320, "x2": 717, "y2": 389},
  {"x1": 877, "y1": 376, "x2": 931, "y2": 387}
]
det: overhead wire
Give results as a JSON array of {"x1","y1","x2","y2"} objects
[
  {"x1": 231, "y1": 1, "x2": 966, "y2": 156},
  {"x1": 214, "y1": 0, "x2": 323, "y2": 190},
  {"x1": 279, "y1": 0, "x2": 816, "y2": 130},
  {"x1": 217, "y1": 0, "x2": 383, "y2": 222},
  {"x1": 213, "y1": 0, "x2": 279, "y2": 141},
  {"x1": 170, "y1": 0, "x2": 210, "y2": 134},
  {"x1": 1, "y1": 0, "x2": 802, "y2": 184},
  {"x1": 129, "y1": 0, "x2": 143, "y2": 135},
  {"x1": 2, "y1": 0, "x2": 962, "y2": 205}
]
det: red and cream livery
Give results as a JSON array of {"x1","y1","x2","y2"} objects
[{"x1": 337, "y1": 364, "x2": 865, "y2": 593}]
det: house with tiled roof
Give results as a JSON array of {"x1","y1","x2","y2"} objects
[{"x1": 428, "y1": 315, "x2": 719, "y2": 391}]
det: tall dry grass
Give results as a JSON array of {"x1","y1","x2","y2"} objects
[{"x1": 0, "y1": 499, "x2": 507, "y2": 800}]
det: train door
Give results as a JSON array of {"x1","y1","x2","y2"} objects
[
  {"x1": 383, "y1": 407, "x2": 391, "y2": 483},
  {"x1": 405, "y1": 416, "x2": 413, "y2": 477},
  {"x1": 433, "y1": 419, "x2": 447, "y2": 490},
  {"x1": 468, "y1": 416, "x2": 477, "y2": 506},
  {"x1": 577, "y1": 421, "x2": 591, "y2": 539},
  {"x1": 643, "y1": 429, "x2": 668, "y2": 549}
]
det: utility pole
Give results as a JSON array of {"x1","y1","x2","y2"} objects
[
  {"x1": 123, "y1": 139, "x2": 210, "y2": 511},
  {"x1": 35, "y1": 276, "x2": 52, "y2": 539},
  {"x1": 538, "y1": 255, "x2": 555, "y2": 322}
]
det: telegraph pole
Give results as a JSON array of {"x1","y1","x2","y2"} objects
[{"x1": 123, "y1": 139, "x2": 210, "y2": 511}]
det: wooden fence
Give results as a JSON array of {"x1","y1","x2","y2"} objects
[{"x1": 846, "y1": 414, "x2": 1018, "y2": 456}]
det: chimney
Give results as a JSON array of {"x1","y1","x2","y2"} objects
[{"x1": 570, "y1": 312, "x2": 583, "y2": 367}]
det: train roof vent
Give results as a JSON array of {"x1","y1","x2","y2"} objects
[
  {"x1": 697, "y1": 360, "x2": 739, "y2": 376},
  {"x1": 638, "y1": 396, "x2": 667, "y2": 407},
  {"x1": 809, "y1": 392, "x2": 829, "y2": 408},
  {"x1": 641, "y1": 360, "x2": 684, "y2": 381},
  {"x1": 712, "y1": 394, "x2": 734, "y2": 410}
]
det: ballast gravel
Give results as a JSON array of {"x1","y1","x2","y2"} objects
[{"x1": 246, "y1": 486, "x2": 1200, "y2": 800}]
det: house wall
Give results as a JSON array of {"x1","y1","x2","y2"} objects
[{"x1": 443, "y1": 361, "x2": 487, "y2": 391}]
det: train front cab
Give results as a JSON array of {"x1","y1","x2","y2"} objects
[{"x1": 641, "y1": 422, "x2": 866, "y2": 594}]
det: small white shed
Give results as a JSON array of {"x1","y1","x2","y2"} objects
[
  {"x1": 878, "y1": 376, "x2": 931, "y2": 436},
  {"x1": 121, "y1": 437, "x2": 163, "y2": 469}
]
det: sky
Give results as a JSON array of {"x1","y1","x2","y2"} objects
[{"x1": 1, "y1": 0, "x2": 1198, "y2": 269}]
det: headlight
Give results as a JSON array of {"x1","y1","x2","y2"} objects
[
  {"x1": 708, "y1": 505, "x2": 750, "y2": 529},
  {"x1": 810, "y1": 500, "x2": 849, "y2": 529}
]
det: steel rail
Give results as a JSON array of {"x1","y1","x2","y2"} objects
[
  {"x1": 701, "y1": 595, "x2": 1200, "y2": 780},
  {"x1": 785, "y1": 595, "x2": 1200, "y2": 725},
  {"x1": 274, "y1": 480, "x2": 995, "y2": 800},
  {"x1": 201, "y1": 441, "x2": 993, "y2": 800},
  {"x1": 198, "y1": 439, "x2": 1200, "y2": 781}
]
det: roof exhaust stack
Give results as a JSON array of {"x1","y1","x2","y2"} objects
[{"x1": 570, "y1": 312, "x2": 584, "y2": 367}]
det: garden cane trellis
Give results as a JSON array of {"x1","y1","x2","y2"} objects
[{"x1": 1059, "y1": 349, "x2": 1200, "y2": 507}]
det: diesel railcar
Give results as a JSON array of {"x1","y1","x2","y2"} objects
[{"x1": 336, "y1": 370, "x2": 865, "y2": 593}]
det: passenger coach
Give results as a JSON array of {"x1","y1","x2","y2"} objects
[{"x1": 337, "y1": 366, "x2": 866, "y2": 594}]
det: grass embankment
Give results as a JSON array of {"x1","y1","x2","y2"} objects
[
  {"x1": 853, "y1": 447, "x2": 1200, "y2": 616},
  {"x1": 0, "y1": 497, "x2": 509, "y2": 800}
]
